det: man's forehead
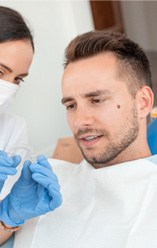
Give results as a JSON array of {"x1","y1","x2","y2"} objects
[{"x1": 62, "y1": 52, "x2": 119, "y2": 80}]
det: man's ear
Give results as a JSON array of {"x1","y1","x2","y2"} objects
[{"x1": 136, "y1": 86, "x2": 154, "y2": 118}]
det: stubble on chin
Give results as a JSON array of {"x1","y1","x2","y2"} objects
[{"x1": 78, "y1": 112, "x2": 139, "y2": 167}]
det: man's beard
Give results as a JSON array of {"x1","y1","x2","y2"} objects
[{"x1": 74, "y1": 105, "x2": 139, "y2": 167}]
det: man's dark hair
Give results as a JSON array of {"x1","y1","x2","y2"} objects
[
  {"x1": 0, "y1": 6, "x2": 34, "y2": 51},
  {"x1": 64, "y1": 31, "x2": 152, "y2": 96}
]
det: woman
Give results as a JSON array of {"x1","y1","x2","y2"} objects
[
  {"x1": 0, "y1": 5, "x2": 34, "y2": 200},
  {"x1": 0, "y1": 4, "x2": 34, "y2": 245},
  {"x1": 0, "y1": 8, "x2": 62, "y2": 246}
]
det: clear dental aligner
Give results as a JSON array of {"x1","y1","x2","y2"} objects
[{"x1": 7, "y1": 144, "x2": 37, "y2": 163}]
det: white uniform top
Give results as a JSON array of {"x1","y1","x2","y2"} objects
[
  {"x1": 14, "y1": 155, "x2": 157, "y2": 248},
  {"x1": 0, "y1": 111, "x2": 27, "y2": 151},
  {"x1": 0, "y1": 111, "x2": 28, "y2": 199}
]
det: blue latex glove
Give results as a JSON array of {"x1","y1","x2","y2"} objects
[
  {"x1": 0, "y1": 155, "x2": 62, "y2": 227},
  {"x1": 0, "y1": 151, "x2": 21, "y2": 194}
]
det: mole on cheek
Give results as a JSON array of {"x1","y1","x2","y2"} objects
[{"x1": 117, "y1": 104, "x2": 121, "y2": 109}]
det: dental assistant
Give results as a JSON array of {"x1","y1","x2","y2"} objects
[
  {"x1": 0, "y1": 6, "x2": 34, "y2": 199},
  {"x1": 0, "y1": 7, "x2": 62, "y2": 245}
]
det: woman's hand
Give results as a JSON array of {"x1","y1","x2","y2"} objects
[
  {"x1": 0, "y1": 155, "x2": 62, "y2": 227},
  {"x1": 0, "y1": 151, "x2": 21, "y2": 193}
]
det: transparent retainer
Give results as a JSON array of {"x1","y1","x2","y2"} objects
[{"x1": 7, "y1": 144, "x2": 37, "y2": 163}]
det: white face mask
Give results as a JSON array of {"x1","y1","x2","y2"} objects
[{"x1": 0, "y1": 79, "x2": 19, "y2": 106}]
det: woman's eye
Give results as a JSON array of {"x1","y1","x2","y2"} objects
[
  {"x1": 0, "y1": 70, "x2": 4, "y2": 77},
  {"x1": 15, "y1": 77, "x2": 24, "y2": 85}
]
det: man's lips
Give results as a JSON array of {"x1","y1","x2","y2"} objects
[{"x1": 78, "y1": 135, "x2": 103, "y2": 147}]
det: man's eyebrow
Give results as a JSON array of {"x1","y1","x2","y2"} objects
[
  {"x1": 61, "y1": 97, "x2": 73, "y2": 105},
  {"x1": 61, "y1": 90, "x2": 110, "y2": 105},
  {"x1": 84, "y1": 89, "x2": 110, "y2": 98}
]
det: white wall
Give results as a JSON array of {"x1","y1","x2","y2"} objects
[
  {"x1": 121, "y1": 1, "x2": 157, "y2": 51},
  {"x1": 0, "y1": 0, "x2": 94, "y2": 156}
]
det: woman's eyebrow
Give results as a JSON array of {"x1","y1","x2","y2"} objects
[
  {"x1": 0, "y1": 62, "x2": 28, "y2": 77},
  {"x1": 0, "y1": 62, "x2": 13, "y2": 73}
]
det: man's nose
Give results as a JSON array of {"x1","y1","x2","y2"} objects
[{"x1": 73, "y1": 107, "x2": 94, "y2": 128}]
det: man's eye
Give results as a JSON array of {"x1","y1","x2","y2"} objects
[
  {"x1": 91, "y1": 98, "x2": 103, "y2": 104},
  {"x1": 65, "y1": 103, "x2": 76, "y2": 110}
]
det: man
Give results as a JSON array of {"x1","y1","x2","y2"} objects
[{"x1": 6, "y1": 31, "x2": 157, "y2": 247}]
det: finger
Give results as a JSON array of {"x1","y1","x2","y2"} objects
[
  {"x1": 0, "y1": 151, "x2": 21, "y2": 167},
  {"x1": 0, "y1": 174, "x2": 7, "y2": 182},
  {"x1": 0, "y1": 151, "x2": 7, "y2": 156},
  {"x1": 31, "y1": 173, "x2": 60, "y2": 191},
  {"x1": 36, "y1": 155, "x2": 52, "y2": 170},
  {"x1": 0, "y1": 154, "x2": 14, "y2": 166},
  {"x1": 49, "y1": 190, "x2": 62, "y2": 210},
  {"x1": 30, "y1": 163, "x2": 54, "y2": 177},
  {"x1": 12, "y1": 155, "x2": 22, "y2": 168},
  {"x1": 0, "y1": 166, "x2": 17, "y2": 175},
  {"x1": 20, "y1": 160, "x2": 33, "y2": 183}
]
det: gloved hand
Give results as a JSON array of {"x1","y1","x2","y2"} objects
[
  {"x1": 0, "y1": 155, "x2": 62, "y2": 227},
  {"x1": 0, "y1": 150, "x2": 21, "y2": 193}
]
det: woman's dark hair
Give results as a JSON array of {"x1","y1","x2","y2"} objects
[{"x1": 0, "y1": 6, "x2": 34, "y2": 51}]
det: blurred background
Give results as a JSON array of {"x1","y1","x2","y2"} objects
[{"x1": 0, "y1": 0, "x2": 156, "y2": 156}]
